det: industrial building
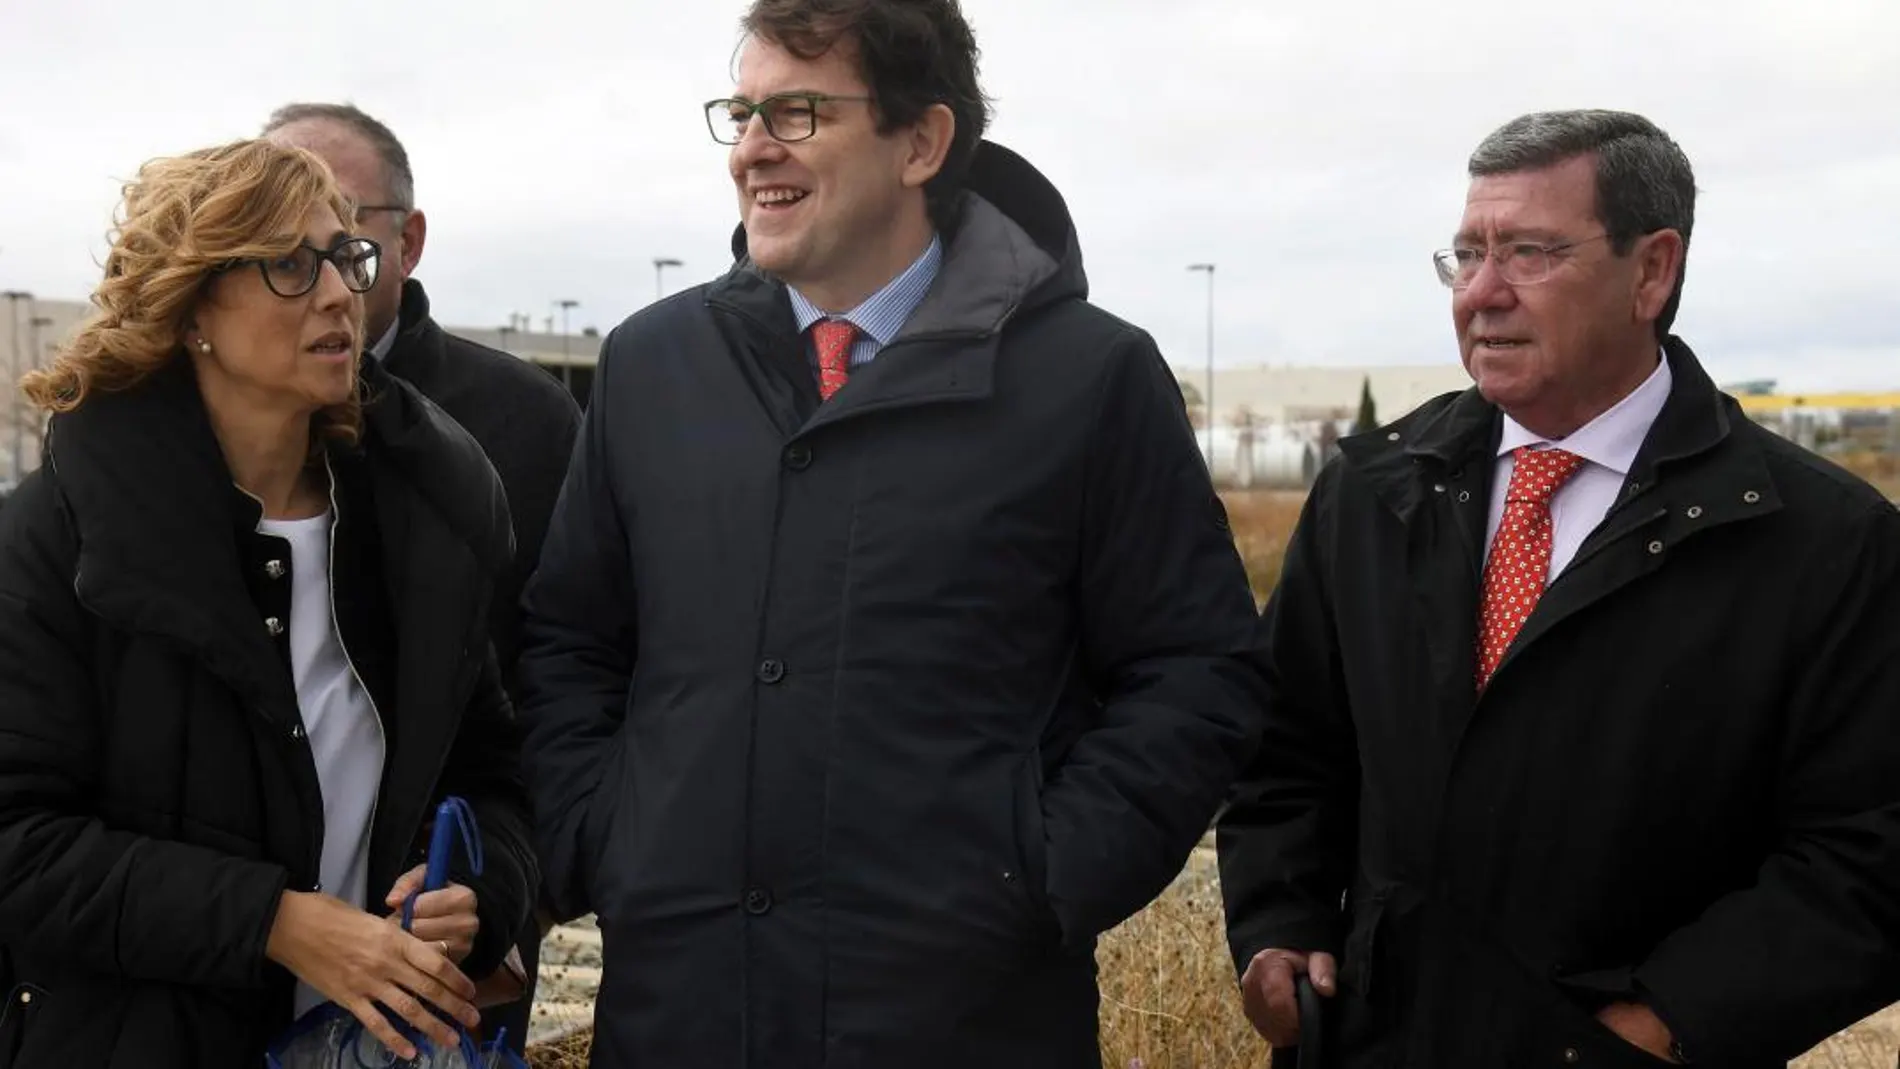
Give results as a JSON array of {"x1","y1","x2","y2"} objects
[
  {"x1": 0, "y1": 296, "x2": 601, "y2": 482},
  {"x1": 6, "y1": 292, "x2": 1896, "y2": 494}
]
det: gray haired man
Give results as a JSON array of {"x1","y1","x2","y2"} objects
[{"x1": 1218, "y1": 109, "x2": 1900, "y2": 1067}]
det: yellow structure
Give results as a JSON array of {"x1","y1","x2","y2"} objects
[{"x1": 1735, "y1": 392, "x2": 1900, "y2": 413}]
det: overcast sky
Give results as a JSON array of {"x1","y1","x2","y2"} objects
[{"x1": 2, "y1": 0, "x2": 1896, "y2": 391}]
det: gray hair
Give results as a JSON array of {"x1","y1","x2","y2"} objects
[
  {"x1": 261, "y1": 102, "x2": 416, "y2": 211},
  {"x1": 1469, "y1": 109, "x2": 1696, "y2": 336}
]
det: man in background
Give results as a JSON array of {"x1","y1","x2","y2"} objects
[{"x1": 265, "y1": 102, "x2": 583, "y2": 1056}]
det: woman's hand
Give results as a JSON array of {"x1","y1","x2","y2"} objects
[
  {"x1": 266, "y1": 891, "x2": 479, "y2": 1061},
  {"x1": 383, "y1": 865, "x2": 481, "y2": 965}
]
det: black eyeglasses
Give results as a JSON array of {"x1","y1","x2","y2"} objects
[
  {"x1": 703, "y1": 93, "x2": 873, "y2": 144},
  {"x1": 216, "y1": 237, "x2": 382, "y2": 299}
]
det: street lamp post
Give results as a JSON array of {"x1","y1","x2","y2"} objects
[
  {"x1": 1186, "y1": 264, "x2": 1215, "y2": 471},
  {"x1": 3, "y1": 290, "x2": 34, "y2": 482},
  {"x1": 27, "y1": 315, "x2": 52, "y2": 462},
  {"x1": 497, "y1": 324, "x2": 516, "y2": 354},
  {"x1": 654, "y1": 257, "x2": 683, "y2": 302},
  {"x1": 28, "y1": 316, "x2": 51, "y2": 371}
]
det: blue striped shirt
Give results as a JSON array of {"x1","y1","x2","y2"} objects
[{"x1": 787, "y1": 235, "x2": 942, "y2": 373}]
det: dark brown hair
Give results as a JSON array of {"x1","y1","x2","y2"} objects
[{"x1": 742, "y1": 0, "x2": 992, "y2": 230}]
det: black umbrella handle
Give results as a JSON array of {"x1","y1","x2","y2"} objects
[{"x1": 1269, "y1": 973, "x2": 1328, "y2": 1069}]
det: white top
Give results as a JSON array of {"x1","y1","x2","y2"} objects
[
  {"x1": 1486, "y1": 354, "x2": 1674, "y2": 582},
  {"x1": 257, "y1": 511, "x2": 387, "y2": 1019}
]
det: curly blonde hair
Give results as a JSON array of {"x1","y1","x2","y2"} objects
[{"x1": 20, "y1": 139, "x2": 364, "y2": 448}]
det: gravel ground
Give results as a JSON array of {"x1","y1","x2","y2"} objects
[{"x1": 527, "y1": 916, "x2": 602, "y2": 1048}]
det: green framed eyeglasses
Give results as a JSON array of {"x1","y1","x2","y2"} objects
[{"x1": 704, "y1": 93, "x2": 874, "y2": 144}]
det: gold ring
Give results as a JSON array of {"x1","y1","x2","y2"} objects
[{"x1": 437, "y1": 940, "x2": 449, "y2": 957}]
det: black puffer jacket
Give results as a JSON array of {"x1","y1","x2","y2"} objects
[{"x1": 0, "y1": 358, "x2": 537, "y2": 1069}]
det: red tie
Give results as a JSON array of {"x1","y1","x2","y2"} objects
[
  {"x1": 812, "y1": 319, "x2": 858, "y2": 401},
  {"x1": 1476, "y1": 446, "x2": 1588, "y2": 691}
]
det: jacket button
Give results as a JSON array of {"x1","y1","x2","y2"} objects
[
  {"x1": 18, "y1": 989, "x2": 32, "y2": 1005},
  {"x1": 744, "y1": 888, "x2": 773, "y2": 915},
  {"x1": 784, "y1": 444, "x2": 812, "y2": 471},
  {"x1": 265, "y1": 559, "x2": 286, "y2": 579},
  {"x1": 290, "y1": 724, "x2": 305, "y2": 740},
  {"x1": 756, "y1": 659, "x2": 785, "y2": 684},
  {"x1": 1561, "y1": 1047, "x2": 1580, "y2": 1064},
  {"x1": 265, "y1": 616, "x2": 285, "y2": 636}
]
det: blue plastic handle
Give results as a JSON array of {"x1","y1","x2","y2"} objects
[{"x1": 400, "y1": 796, "x2": 482, "y2": 931}]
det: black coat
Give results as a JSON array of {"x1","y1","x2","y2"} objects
[
  {"x1": 380, "y1": 279, "x2": 582, "y2": 1050},
  {"x1": 1217, "y1": 339, "x2": 1900, "y2": 1068},
  {"x1": 0, "y1": 359, "x2": 537, "y2": 1069},
  {"x1": 382, "y1": 278, "x2": 583, "y2": 688},
  {"x1": 518, "y1": 141, "x2": 1267, "y2": 1069}
]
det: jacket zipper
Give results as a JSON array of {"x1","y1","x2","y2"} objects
[{"x1": 323, "y1": 454, "x2": 389, "y2": 901}]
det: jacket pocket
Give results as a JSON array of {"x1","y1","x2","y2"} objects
[
  {"x1": 0, "y1": 982, "x2": 46, "y2": 1069},
  {"x1": 1006, "y1": 748, "x2": 1060, "y2": 946},
  {"x1": 1522, "y1": 963, "x2": 1676, "y2": 1069},
  {"x1": 1539, "y1": 988, "x2": 1678, "y2": 1069},
  {"x1": 1339, "y1": 886, "x2": 1390, "y2": 997},
  {"x1": 580, "y1": 731, "x2": 633, "y2": 919}
]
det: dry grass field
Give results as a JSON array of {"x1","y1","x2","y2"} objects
[
  {"x1": 1091, "y1": 847, "x2": 1900, "y2": 1069},
  {"x1": 1840, "y1": 450, "x2": 1900, "y2": 501},
  {"x1": 525, "y1": 848, "x2": 1900, "y2": 1068},
  {"x1": 524, "y1": 463, "x2": 1900, "y2": 1068}
]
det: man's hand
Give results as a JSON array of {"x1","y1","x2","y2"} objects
[
  {"x1": 1238, "y1": 947, "x2": 1337, "y2": 1047},
  {"x1": 385, "y1": 865, "x2": 481, "y2": 964},
  {"x1": 1595, "y1": 1001, "x2": 1681, "y2": 1063}
]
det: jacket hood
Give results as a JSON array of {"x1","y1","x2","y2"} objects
[{"x1": 724, "y1": 139, "x2": 1088, "y2": 336}]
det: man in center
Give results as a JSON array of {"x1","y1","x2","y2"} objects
[{"x1": 515, "y1": 0, "x2": 1266, "y2": 1066}]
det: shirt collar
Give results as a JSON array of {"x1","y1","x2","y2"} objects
[
  {"x1": 1497, "y1": 349, "x2": 1673, "y2": 477},
  {"x1": 787, "y1": 234, "x2": 942, "y2": 343},
  {"x1": 366, "y1": 318, "x2": 400, "y2": 362}
]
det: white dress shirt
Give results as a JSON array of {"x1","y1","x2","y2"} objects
[
  {"x1": 366, "y1": 319, "x2": 399, "y2": 362},
  {"x1": 787, "y1": 234, "x2": 942, "y2": 371},
  {"x1": 1484, "y1": 354, "x2": 1673, "y2": 582}
]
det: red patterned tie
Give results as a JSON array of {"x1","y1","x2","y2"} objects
[
  {"x1": 1476, "y1": 446, "x2": 1588, "y2": 691},
  {"x1": 812, "y1": 319, "x2": 858, "y2": 401}
]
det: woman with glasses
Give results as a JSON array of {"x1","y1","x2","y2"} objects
[{"x1": 0, "y1": 140, "x2": 535, "y2": 1068}]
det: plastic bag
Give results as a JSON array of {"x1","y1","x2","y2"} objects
[{"x1": 264, "y1": 797, "x2": 529, "y2": 1069}]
